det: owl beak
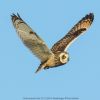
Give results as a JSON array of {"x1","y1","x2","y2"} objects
[{"x1": 68, "y1": 57, "x2": 70, "y2": 61}]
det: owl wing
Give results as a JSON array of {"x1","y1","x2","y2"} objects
[
  {"x1": 11, "y1": 13, "x2": 52, "y2": 62},
  {"x1": 51, "y1": 13, "x2": 94, "y2": 53}
]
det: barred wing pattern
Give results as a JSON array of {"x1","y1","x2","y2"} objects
[
  {"x1": 51, "y1": 13, "x2": 94, "y2": 53},
  {"x1": 11, "y1": 14, "x2": 52, "y2": 62}
]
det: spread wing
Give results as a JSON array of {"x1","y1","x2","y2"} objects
[
  {"x1": 51, "y1": 13, "x2": 94, "y2": 53},
  {"x1": 11, "y1": 13, "x2": 52, "y2": 62}
]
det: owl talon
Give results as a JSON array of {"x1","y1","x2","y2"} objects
[{"x1": 44, "y1": 67, "x2": 49, "y2": 70}]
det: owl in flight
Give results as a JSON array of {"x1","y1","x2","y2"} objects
[{"x1": 11, "y1": 13, "x2": 94, "y2": 73}]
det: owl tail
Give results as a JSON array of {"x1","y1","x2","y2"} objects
[{"x1": 35, "y1": 64, "x2": 45, "y2": 73}]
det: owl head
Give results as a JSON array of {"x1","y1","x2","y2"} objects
[
  {"x1": 59, "y1": 52, "x2": 69, "y2": 64},
  {"x1": 54, "y1": 51, "x2": 69, "y2": 67}
]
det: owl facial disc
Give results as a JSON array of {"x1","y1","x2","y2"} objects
[{"x1": 59, "y1": 52, "x2": 69, "y2": 64}]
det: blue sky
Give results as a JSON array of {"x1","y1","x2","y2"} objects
[{"x1": 0, "y1": 0, "x2": 100, "y2": 100}]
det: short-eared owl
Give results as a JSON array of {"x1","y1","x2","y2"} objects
[{"x1": 11, "y1": 13, "x2": 94, "y2": 73}]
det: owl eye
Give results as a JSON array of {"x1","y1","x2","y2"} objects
[{"x1": 62, "y1": 55, "x2": 67, "y2": 59}]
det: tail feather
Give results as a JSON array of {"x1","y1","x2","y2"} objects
[{"x1": 35, "y1": 65, "x2": 45, "y2": 73}]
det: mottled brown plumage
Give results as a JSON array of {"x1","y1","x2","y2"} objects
[
  {"x1": 11, "y1": 13, "x2": 94, "y2": 73},
  {"x1": 51, "y1": 13, "x2": 94, "y2": 53}
]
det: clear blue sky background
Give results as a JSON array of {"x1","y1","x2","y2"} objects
[{"x1": 0, "y1": 0, "x2": 99, "y2": 100}]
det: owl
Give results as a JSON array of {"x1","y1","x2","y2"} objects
[{"x1": 11, "y1": 13, "x2": 94, "y2": 73}]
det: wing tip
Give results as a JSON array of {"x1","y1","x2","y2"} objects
[
  {"x1": 85, "y1": 13, "x2": 94, "y2": 22},
  {"x1": 11, "y1": 13, "x2": 23, "y2": 23}
]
